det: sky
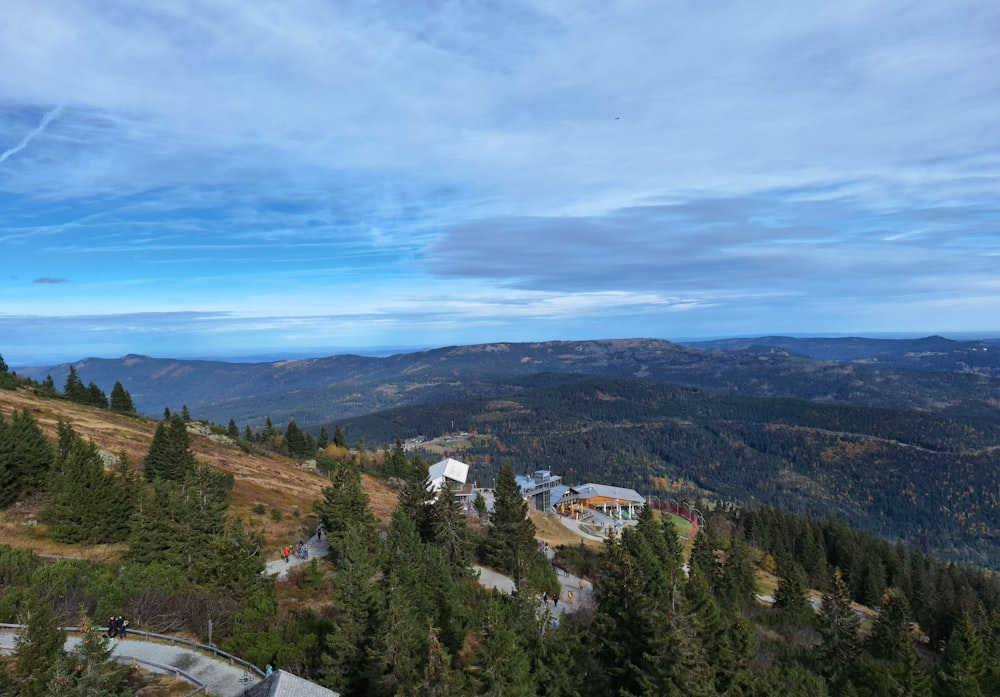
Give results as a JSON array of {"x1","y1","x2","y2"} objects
[{"x1": 2, "y1": 1, "x2": 999, "y2": 366}]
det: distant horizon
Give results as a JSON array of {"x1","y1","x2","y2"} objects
[
  {"x1": 3, "y1": 3, "x2": 998, "y2": 376},
  {"x1": 9, "y1": 330, "x2": 1000, "y2": 370}
]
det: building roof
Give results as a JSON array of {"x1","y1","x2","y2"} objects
[
  {"x1": 559, "y1": 483, "x2": 645, "y2": 504},
  {"x1": 245, "y1": 670, "x2": 339, "y2": 697},
  {"x1": 428, "y1": 457, "x2": 469, "y2": 486}
]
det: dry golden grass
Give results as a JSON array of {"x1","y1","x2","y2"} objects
[
  {"x1": 530, "y1": 510, "x2": 603, "y2": 550},
  {"x1": 0, "y1": 386, "x2": 399, "y2": 555}
]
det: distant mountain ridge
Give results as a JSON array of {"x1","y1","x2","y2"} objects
[
  {"x1": 685, "y1": 335, "x2": 1000, "y2": 373},
  {"x1": 16, "y1": 336, "x2": 1000, "y2": 429}
]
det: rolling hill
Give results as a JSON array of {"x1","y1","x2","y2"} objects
[
  {"x1": 0, "y1": 386, "x2": 397, "y2": 557},
  {"x1": 15, "y1": 337, "x2": 1000, "y2": 429},
  {"x1": 337, "y1": 375, "x2": 1000, "y2": 570}
]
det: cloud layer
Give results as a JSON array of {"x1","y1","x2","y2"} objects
[{"x1": 1, "y1": 1, "x2": 998, "y2": 364}]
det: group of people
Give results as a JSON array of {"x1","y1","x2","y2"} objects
[
  {"x1": 282, "y1": 539, "x2": 311, "y2": 563},
  {"x1": 105, "y1": 615, "x2": 129, "y2": 639}
]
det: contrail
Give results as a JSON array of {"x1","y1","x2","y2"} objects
[{"x1": 0, "y1": 105, "x2": 63, "y2": 163}]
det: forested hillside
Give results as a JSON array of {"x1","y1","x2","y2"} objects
[
  {"x1": 16, "y1": 337, "x2": 1000, "y2": 428},
  {"x1": 2, "y1": 360, "x2": 1000, "y2": 697},
  {"x1": 339, "y1": 376, "x2": 1000, "y2": 569}
]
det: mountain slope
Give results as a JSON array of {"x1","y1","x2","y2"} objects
[
  {"x1": 338, "y1": 375, "x2": 1000, "y2": 569},
  {"x1": 0, "y1": 386, "x2": 396, "y2": 556},
  {"x1": 16, "y1": 338, "x2": 1000, "y2": 429}
]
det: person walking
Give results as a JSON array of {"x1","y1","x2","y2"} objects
[{"x1": 283, "y1": 546, "x2": 290, "y2": 563}]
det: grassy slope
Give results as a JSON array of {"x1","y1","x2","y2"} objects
[{"x1": 0, "y1": 386, "x2": 398, "y2": 558}]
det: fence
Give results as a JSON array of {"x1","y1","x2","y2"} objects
[{"x1": 0, "y1": 622, "x2": 265, "y2": 694}]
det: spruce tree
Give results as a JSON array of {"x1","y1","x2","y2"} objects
[
  {"x1": 45, "y1": 427, "x2": 133, "y2": 544},
  {"x1": 472, "y1": 595, "x2": 537, "y2": 697},
  {"x1": 0, "y1": 408, "x2": 55, "y2": 506},
  {"x1": 285, "y1": 419, "x2": 305, "y2": 459},
  {"x1": 936, "y1": 611, "x2": 987, "y2": 697},
  {"x1": 317, "y1": 426, "x2": 330, "y2": 450},
  {"x1": 85, "y1": 381, "x2": 108, "y2": 408},
  {"x1": 818, "y1": 568, "x2": 861, "y2": 693},
  {"x1": 11, "y1": 598, "x2": 66, "y2": 697},
  {"x1": 313, "y1": 460, "x2": 379, "y2": 562},
  {"x1": 333, "y1": 425, "x2": 346, "y2": 448},
  {"x1": 858, "y1": 588, "x2": 930, "y2": 697},
  {"x1": 59, "y1": 614, "x2": 130, "y2": 695},
  {"x1": 227, "y1": 419, "x2": 239, "y2": 438},
  {"x1": 63, "y1": 365, "x2": 86, "y2": 402},
  {"x1": 384, "y1": 438, "x2": 408, "y2": 478},
  {"x1": 370, "y1": 515, "x2": 431, "y2": 697},
  {"x1": 773, "y1": 559, "x2": 814, "y2": 621},
  {"x1": 109, "y1": 381, "x2": 135, "y2": 413},
  {"x1": 321, "y1": 533, "x2": 384, "y2": 696},
  {"x1": 483, "y1": 463, "x2": 536, "y2": 584},
  {"x1": 143, "y1": 414, "x2": 196, "y2": 482}
]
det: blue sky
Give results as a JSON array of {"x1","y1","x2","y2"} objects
[{"x1": 2, "y1": 1, "x2": 999, "y2": 366}]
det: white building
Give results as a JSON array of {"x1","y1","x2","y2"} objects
[{"x1": 427, "y1": 457, "x2": 475, "y2": 508}]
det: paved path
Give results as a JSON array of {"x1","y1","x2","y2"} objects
[
  {"x1": 473, "y1": 559, "x2": 593, "y2": 617},
  {"x1": 0, "y1": 631, "x2": 261, "y2": 696},
  {"x1": 265, "y1": 531, "x2": 329, "y2": 580}
]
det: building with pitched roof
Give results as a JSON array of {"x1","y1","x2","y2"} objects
[
  {"x1": 244, "y1": 669, "x2": 338, "y2": 697},
  {"x1": 556, "y1": 483, "x2": 645, "y2": 520},
  {"x1": 427, "y1": 457, "x2": 474, "y2": 508}
]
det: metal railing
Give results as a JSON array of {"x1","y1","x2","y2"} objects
[{"x1": 0, "y1": 622, "x2": 264, "y2": 687}]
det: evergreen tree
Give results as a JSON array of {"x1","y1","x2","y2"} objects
[
  {"x1": 180, "y1": 405, "x2": 191, "y2": 421},
  {"x1": 317, "y1": 426, "x2": 330, "y2": 450},
  {"x1": 384, "y1": 438, "x2": 408, "y2": 478},
  {"x1": 285, "y1": 419, "x2": 306, "y2": 459},
  {"x1": 773, "y1": 559, "x2": 814, "y2": 622},
  {"x1": 109, "y1": 381, "x2": 135, "y2": 413},
  {"x1": 0, "y1": 408, "x2": 55, "y2": 506},
  {"x1": 10, "y1": 598, "x2": 66, "y2": 697},
  {"x1": 85, "y1": 381, "x2": 108, "y2": 408},
  {"x1": 0, "y1": 353, "x2": 7, "y2": 372},
  {"x1": 333, "y1": 425, "x2": 346, "y2": 448},
  {"x1": 685, "y1": 566, "x2": 737, "y2": 694},
  {"x1": 321, "y1": 533, "x2": 384, "y2": 696},
  {"x1": 472, "y1": 595, "x2": 536, "y2": 697},
  {"x1": 55, "y1": 614, "x2": 130, "y2": 696},
  {"x1": 935, "y1": 611, "x2": 986, "y2": 697},
  {"x1": 192, "y1": 519, "x2": 266, "y2": 594},
  {"x1": 857, "y1": 588, "x2": 930, "y2": 697},
  {"x1": 717, "y1": 535, "x2": 758, "y2": 611},
  {"x1": 370, "y1": 513, "x2": 431, "y2": 697},
  {"x1": 227, "y1": 419, "x2": 239, "y2": 439},
  {"x1": 129, "y1": 466, "x2": 233, "y2": 580},
  {"x1": 262, "y1": 416, "x2": 276, "y2": 445},
  {"x1": 45, "y1": 425, "x2": 134, "y2": 544},
  {"x1": 143, "y1": 414, "x2": 196, "y2": 482},
  {"x1": 313, "y1": 460, "x2": 379, "y2": 562},
  {"x1": 396, "y1": 457, "x2": 434, "y2": 542},
  {"x1": 591, "y1": 525, "x2": 714, "y2": 697},
  {"x1": 428, "y1": 486, "x2": 472, "y2": 570},
  {"x1": 818, "y1": 568, "x2": 861, "y2": 694},
  {"x1": 483, "y1": 464, "x2": 537, "y2": 584},
  {"x1": 63, "y1": 365, "x2": 86, "y2": 403}
]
